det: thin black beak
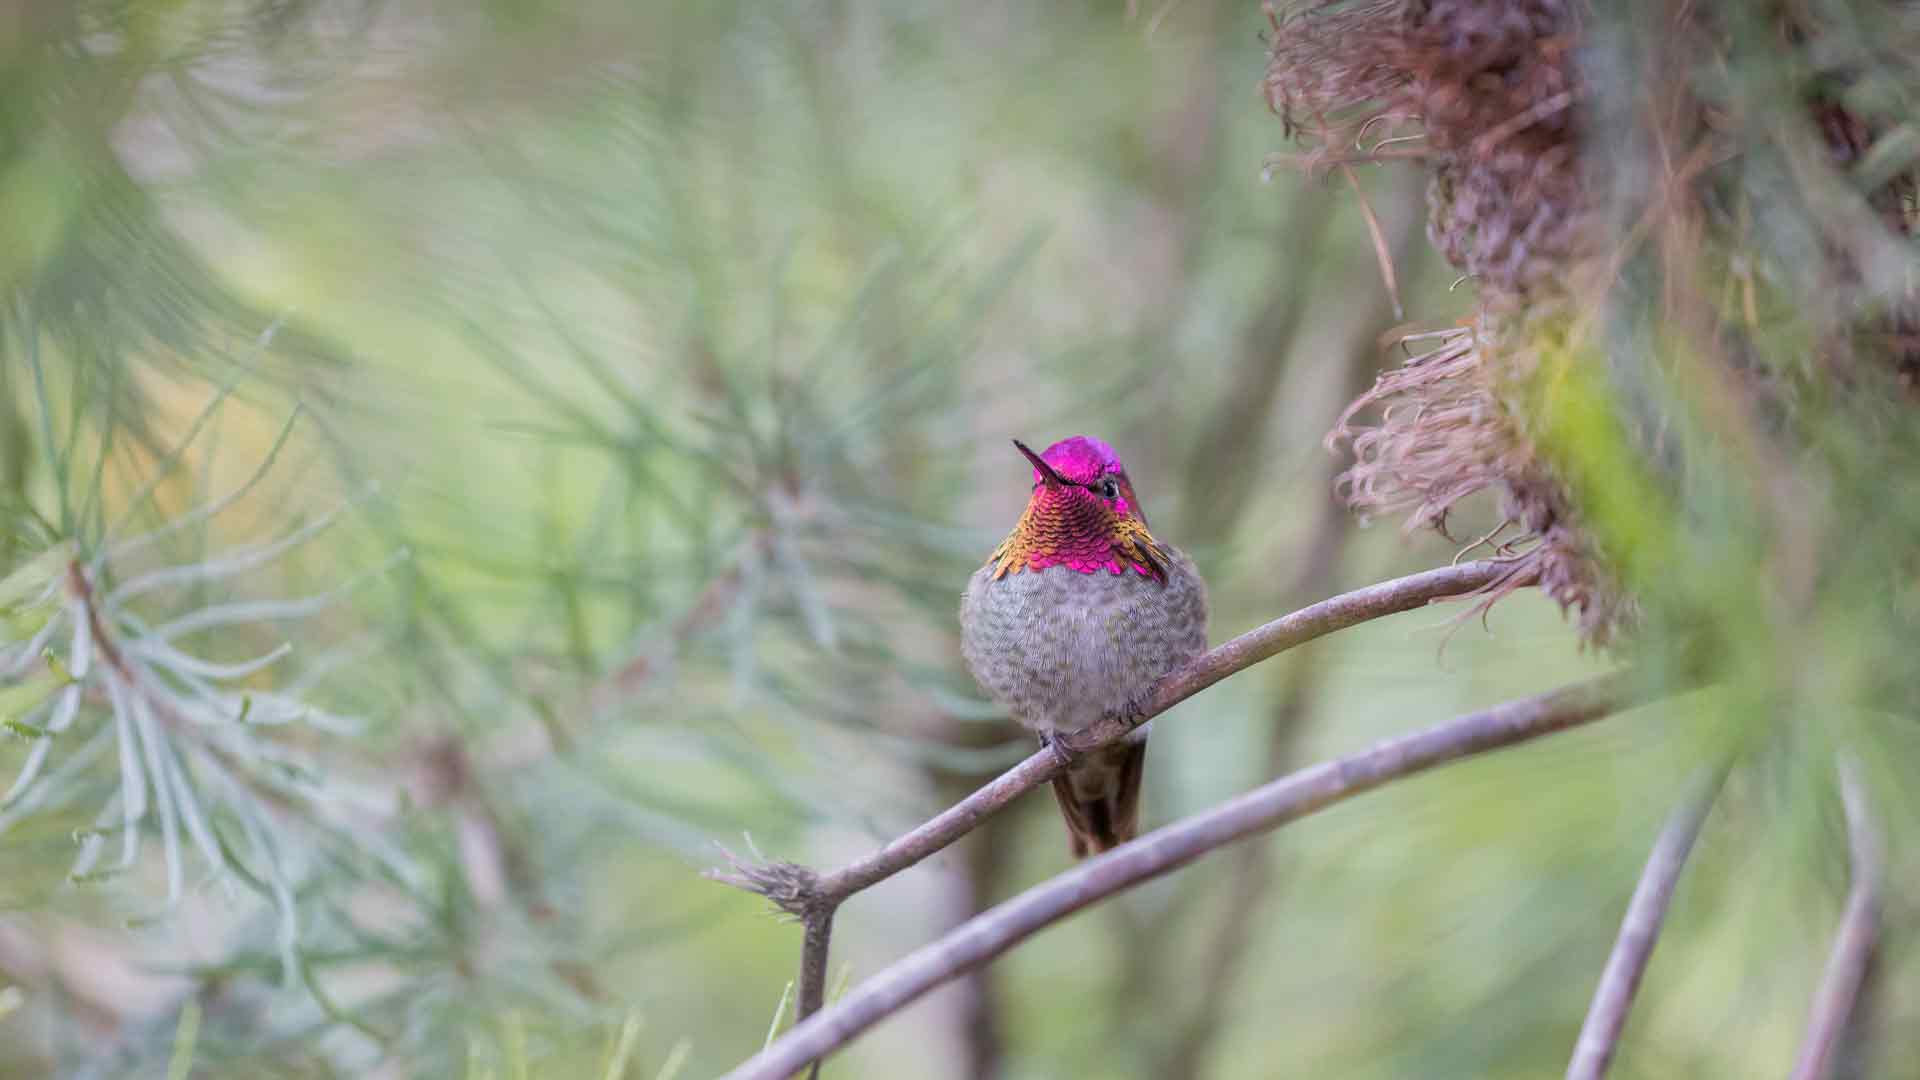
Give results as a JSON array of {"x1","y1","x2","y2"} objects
[{"x1": 1013, "y1": 438, "x2": 1069, "y2": 488}]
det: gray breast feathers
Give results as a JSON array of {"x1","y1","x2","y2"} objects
[{"x1": 959, "y1": 554, "x2": 1207, "y2": 734}]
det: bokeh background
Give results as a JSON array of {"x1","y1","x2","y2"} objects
[{"x1": 1, "y1": 1, "x2": 1915, "y2": 1078}]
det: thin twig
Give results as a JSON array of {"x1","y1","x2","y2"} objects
[
  {"x1": 1566, "y1": 764, "x2": 1728, "y2": 1080},
  {"x1": 1789, "y1": 753, "x2": 1883, "y2": 1080},
  {"x1": 707, "y1": 559, "x2": 1518, "y2": 1050},
  {"x1": 1338, "y1": 164, "x2": 1404, "y2": 320},
  {"x1": 799, "y1": 911, "x2": 832, "y2": 1080},
  {"x1": 725, "y1": 669, "x2": 1666, "y2": 1080},
  {"x1": 796, "y1": 908, "x2": 833, "y2": 1026},
  {"x1": 1470, "y1": 90, "x2": 1575, "y2": 158},
  {"x1": 1260, "y1": 145, "x2": 1432, "y2": 178}
]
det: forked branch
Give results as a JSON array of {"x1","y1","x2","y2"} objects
[
  {"x1": 1566, "y1": 764, "x2": 1728, "y2": 1080},
  {"x1": 1789, "y1": 753, "x2": 1883, "y2": 1080},
  {"x1": 726, "y1": 668, "x2": 1666, "y2": 1080}
]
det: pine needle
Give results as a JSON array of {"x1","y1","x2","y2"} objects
[
  {"x1": 602, "y1": 1011, "x2": 644, "y2": 1080},
  {"x1": 762, "y1": 981, "x2": 795, "y2": 1050},
  {"x1": 165, "y1": 1000, "x2": 201, "y2": 1080},
  {"x1": 653, "y1": 1037, "x2": 692, "y2": 1080}
]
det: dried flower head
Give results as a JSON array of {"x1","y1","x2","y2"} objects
[{"x1": 1276, "y1": 0, "x2": 1918, "y2": 646}]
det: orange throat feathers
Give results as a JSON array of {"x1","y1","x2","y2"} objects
[{"x1": 987, "y1": 487, "x2": 1170, "y2": 583}]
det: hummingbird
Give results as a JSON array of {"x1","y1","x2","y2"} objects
[{"x1": 960, "y1": 435, "x2": 1208, "y2": 857}]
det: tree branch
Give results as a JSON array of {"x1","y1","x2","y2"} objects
[
  {"x1": 709, "y1": 559, "x2": 1517, "y2": 1046},
  {"x1": 725, "y1": 668, "x2": 1665, "y2": 1080},
  {"x1": 1565, "y1": 764, "x2": 1727, "y2": 1080},
  {"x1": 1789, "y1": 753, "x2": 1883, "y2": 1080}
]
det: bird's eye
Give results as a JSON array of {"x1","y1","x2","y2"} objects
[{"x1": 1099, "y1": 479, "x2": 1119, "y2": 499}]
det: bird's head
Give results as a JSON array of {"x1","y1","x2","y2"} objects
[
  {"x1": 1013, "y1": 435, "x2": 1148, "y2": 526},
  {"x1": 988, "y1": 435, "x2": 1168, "y2": 582}
]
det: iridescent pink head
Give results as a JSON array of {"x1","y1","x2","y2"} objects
[
  {"x1": 988, "y1": 435, "x2": 1167, "y2": 582},
  {"x1": 1014, "y1": 435, "x2": 1150, "y2": 527}
]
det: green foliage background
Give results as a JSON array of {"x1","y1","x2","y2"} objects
[{"x1": 0, "y1": 2, "x2": 1913, "y2": 1077}]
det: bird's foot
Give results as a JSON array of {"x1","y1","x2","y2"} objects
[
  {"x1": 1039, "y1": 731, "x2": 1078, "y2": 771},
  {"x1": 1115, "y1": 690, "x2": 1155, "y2": 729}
]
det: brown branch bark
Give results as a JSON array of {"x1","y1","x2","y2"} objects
[
  {"x1": 796, "y1": 909, "x2": 834, "y2": 1027},
  {"x1": 724, "y1": 669, "x2": 1666, "y2": 1080},
  {"x1": 708, "y1": 559, "x2": 1518, "y2": 1052},
  {"x1": 1565, "y1": 764, "x2": 1727, "y2": 1080},
  {"x1": 1790, "y1": 754, "x2": 1883, "y2": 1080}
]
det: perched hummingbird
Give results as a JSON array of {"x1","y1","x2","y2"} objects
[{"x1": 960, "y1": 436, "x2": 1208, "y2": 857}]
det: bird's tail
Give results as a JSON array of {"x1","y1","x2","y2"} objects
[{"x1": 1049, "y1": 736, "x2": 1147, "y2": 858}]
